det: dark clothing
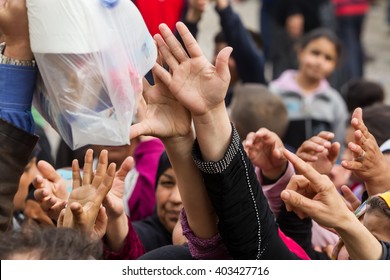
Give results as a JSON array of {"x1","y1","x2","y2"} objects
[
  {"x1": 271, "y1": 0, "x2": 328, "y2": 79},
  {"x1": 277, "y1": 204, "x2": 330, "y2": 260},
  {"x1": 138, "y1": 244, "x2": 193, "y2": 260},
  {"x1": 0, "y1": 119, "x2": 38, "y2": 232},
  {"x1": 216, "y1": 5, "x2": 266, "y2": 86},
  {"x1": 275, "y1": 0, "x2": 326, "y2": 33},
  {"x1": 381, "y1": 242, "x2": 390, "y2": 260},
  {"x1": 192, "y1": 125, "x2": 300, "y2": 260},
  {"x1": 0, "y1": 63, "x2": 39, "y2": 232},
  {"x1": 133, "y1": 214, "x2": 172, "y2": 253},
  {"x1": 34, "y1": 124, "x2": 54, "y2": 166}
]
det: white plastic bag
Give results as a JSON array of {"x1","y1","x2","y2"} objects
[{"x1": 28, "y1": 0, "x2": 157, "y2": 149}]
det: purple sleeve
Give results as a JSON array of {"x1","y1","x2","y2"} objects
[
  {"x1": 180, "y1": 208, "x2": 232, "y2": 260},
  {"x1": 128, "y1": 138, "x2": 164, "y2": 221}
]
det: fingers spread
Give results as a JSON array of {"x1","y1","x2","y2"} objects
[
  {"x1": 154, "y1": 33, "x2": 179, "y2": 71},
  {"x1": 158, "y1": 23, "x2": 188, "y2": 63}
]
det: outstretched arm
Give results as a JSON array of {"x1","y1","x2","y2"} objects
[
  {"x1": 152, "y1": 22, "x2": 301, "y2": 260},
  {"x1": 281, "y1": 148, "x2": 383, "y2": 260},
  {"x1": 131, "y1": 38, "x2": 225, "y2": 257}
]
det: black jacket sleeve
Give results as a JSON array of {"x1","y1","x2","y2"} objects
[{"x1": 192, "y1": 125, "x2": 299, "y2": 260}]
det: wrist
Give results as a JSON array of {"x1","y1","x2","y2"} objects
[
  {"x1": 1, "y1": 42, "x2": 36, "y2": 66},
  {"x1": 193, "y1": 105, "x2": 232, "y2": 162},
  {"x1": 261, "y1": 161, "x2": 288, "y2": 182},
  {"x1": 162, "y1": 131, "x2": 195, "y2": 148},
  {"x1": 106, "y1": 212, "x2": 129, "y2": 252}
]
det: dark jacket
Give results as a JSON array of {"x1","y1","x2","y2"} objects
[
  {"x1": 192, "y1": 125, "x2": 300, "y2": 260},
  {"x1": 0, "y1": 119, "x2": 38, "y2": 232}
]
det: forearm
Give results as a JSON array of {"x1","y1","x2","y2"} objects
[
  {"x1": 163, "y1": 131, "x2": 218, "y2": 239},
  {"x1": 105, "y1": 213, "x2": 129, "y2": 252},
  {"x1": 335, "y1": 212, "x2": 383, "y2": 260},
  {"x1": 104, "y1": 215, "x2": 145, "y2": 260},
  {"x1": 193, "y1": 103, "x2": 232, "y2": 162}
]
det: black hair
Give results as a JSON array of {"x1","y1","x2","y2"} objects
[
  {"x1": 341, "y1": 79, "x2": 385, "y2": 113},
  {"x1": 366, "y1": 196, "x2": 390, "y2": 221},
  {"x1": 155, "y1": 151, "x2": 172, "y2": 189},
  {"x1": 0, "y1": 223, "x2": 102, "y2": 260},
  {"x1": 299, "y1": 28, "x2": 342, "y2": 60}
]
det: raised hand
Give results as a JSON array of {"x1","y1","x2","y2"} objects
[
  {"x1": 281, "y1": 148, "x2": 383, "y2": 260},
  {"x1": 33, "y1": 161, "x2": 68, "y2": 221},
  {"x1": 130, "y1": 68, "x2": 192, "y2": 140},
  {"x1": 152, "y1": 22, "x2": 232, "y2": 118},
  {"x1": 103, "y1": 156, "x2": 134, "y2": 219},
  {"x1": 58, "y1": 149, "x2": 115, "y2": 240},
  {"x1": 341, "y1": 108, "x2": 390, "y2": 196},
  {"x1": 296, "y1": 131, "x2": 340, "y2": 175},
  {"x1": 244, "y1": 128, "x2": 287, "y2": 180},
  {"x1": 281, "y1": 148, "x2": 350, "y2": 227}
]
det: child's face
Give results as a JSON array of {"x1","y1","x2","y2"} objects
[
  {"x1": 363, "y1": 207, "x2": 390, "y2": 243},
  {"x1": 156, "y1": 168, "x2": 183, "y2": 233},
  {"x1": 298, "y1": 37, "x2": 337, "y2": 81}
]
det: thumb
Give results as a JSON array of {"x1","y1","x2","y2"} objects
[
  {"x1": 70, "y1": 202, "x2": 86, "y2": 229},
  {"x1": 37, "y1": 160, "x2": 62, "y2": 183},
  {"x1": 328, "y1": 142, "x2": 340, "y2": 163},
  {"x1": 130, "y1": 122, "x2": 150, "y2": 140},
  {"x1": 116, "y1": 157, "x2": 134, "y2": 181},
  {"x1": 281, "y1": 190, "x2": 314, "y2": 214},
  {"x1": 215, "y1": 46, "x2": 233, "y2": 82}
]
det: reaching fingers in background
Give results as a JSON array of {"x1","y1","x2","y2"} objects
[
  {"x1": 340, "y1": 185, "x2": 361, "y2": 212},
  {"x1": 296, "y1": 131, "x2": 334, "y2": 162}
]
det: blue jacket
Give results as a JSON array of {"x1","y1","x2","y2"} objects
[{"x1": 0, "y1": 64, "x2": 38, "y2": 134}]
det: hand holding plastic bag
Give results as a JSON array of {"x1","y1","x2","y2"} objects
[{"x1": 28, "y1": 0, "x2": 157, "y2": 149}]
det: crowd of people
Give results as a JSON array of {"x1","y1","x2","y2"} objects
[{"x1": 0, "y1": 0, "x2": 390, "y2": 260}]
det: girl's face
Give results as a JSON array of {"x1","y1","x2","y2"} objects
[
  {"x1": 298, "y1": 37, "x2": 337, "y2": 81},
  {"x1": 156, "y1": 168, "x2": 183, "y2": 233}
]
